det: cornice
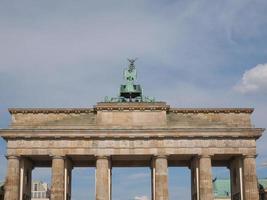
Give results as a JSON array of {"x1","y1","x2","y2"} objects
[
  {"x1": 9, "y1": 108, "x2": 95, "y2": 114},
  {"x1": 169, "y1": 108, "x2": 254, "y2": 114},
  {"x1": 95, "y1": 102, "x2": 169, "y2": 111},
  {"x1": 0, "y1": 128, "x2": 264, "y2": 140},
  {"x1": 8, "y1": 107, "x2": 254, "y2": 114}
]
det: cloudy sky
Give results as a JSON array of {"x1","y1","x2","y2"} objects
[{"x1": 0, "y1": 0, "x2": 267, "y2": 199}]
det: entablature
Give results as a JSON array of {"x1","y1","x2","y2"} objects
[
  {"x1": 8, "y1": 103, "x2": 256, "y2": 129},
  {"x1": 0, "y1": 128, "x2": 264, "y2": 140}
]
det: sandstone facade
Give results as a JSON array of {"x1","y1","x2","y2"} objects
[{"x1": 0, "y1": 102, "x2": 264, "y2": 200}]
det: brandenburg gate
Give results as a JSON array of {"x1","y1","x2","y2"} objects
[{"x1": 0, "y1": 60, "x2": 264, "y2": 200}]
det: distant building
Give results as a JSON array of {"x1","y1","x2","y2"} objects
[
  {"x1": 213, "y1": 178, "x2": 267, "y2": 200},
  {"x1": 31, "y1": 181, "x2": 50, "y2": 200}
]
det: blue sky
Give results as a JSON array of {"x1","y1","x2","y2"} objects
[{"x1": 0, "y1": 1, "x2": 267, "y2": 199}]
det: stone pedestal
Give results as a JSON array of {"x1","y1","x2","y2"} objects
[
  {"x1": 51, "y1": 156, "x2": 65, "y2": 200},
  {"x1": 153, "y1": 155, "x2": 169, "y2": 200},
  {"x1": 4, "y1": 155, "x2": 20, "y2": 200},
  {"x1": 243, "y1": 155, "x2": 259, "y2": 200},
  {"x1": 96, "y1": 156, "x2": 111, "y2": 200},
  {"x1": 199, "y1": 155, "x2": 213, "y2": 200},
  {"x1": 230, "y1": 157, "x2": 243, "y2": 200}
]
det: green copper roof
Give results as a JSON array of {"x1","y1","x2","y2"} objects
[
  {"x1": 213, "y1": 179, "x2": 231, "y2": 198},
  {"x1": 259, "y1": 179, "x2": 267, "y2": 188},
  {"x1": 213, "y1": 178, "x2": 267, "y2": 198}
]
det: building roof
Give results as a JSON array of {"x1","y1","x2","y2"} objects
[
  {"x1": 213, "y1": 178, "x2": 267, "y2": 198},
  {"x1": 0, "y1": 182, "x2": 4, "y2": 193},
  {"x1": 259, "y1": 179, "x2": 267, "y2": 189},
  {"x1": 213, "y1": 179, "x2": 231, "y2": 198}
]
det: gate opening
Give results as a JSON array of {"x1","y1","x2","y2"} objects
[
  {"x1": 168, "y1": 167, "x2": 191, "y2": 200},
  {"x1": 212, "y1": 167, "x2": 231, "y2": 199},
  {"x1": 72, "y1": 167, "x2": 95, "y2": 200},
  {"x1": 112, "y1": 167, "x2": 151, "y2": 200},
  {"x1": 31, "y1": 167, "x2": 51, "y2": 199}
]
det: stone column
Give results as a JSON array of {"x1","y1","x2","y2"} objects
[
  {"x1": 20, "y1": 158, "x2": 33, "y2": 200},
  {"x1": 51, "y1": 156, "x2": 65, "y2": 200},
  {"x1": 199, "y1": 155, "x2": 213, "y2": 200},
  {"x1": 151, "y1": 161, "x2": 155, "y2": 200},
  {"x1": 64, "y1": 159, "x2": 73, "y2": 200},
  {"x1": 190, "y1": 156, "x2": 199, "y2": 200},
  {"x1": 4, "y1": 155, "x2": 20, "y2": 200},
  {"x1": 152, "y1": 155, "x2": 169, "y2": 200},
  {"x1": 229, "y1": 157, "x2": 243, "y2": 200},
  {"x1": 243, "y1": 155, "x2": 259, "y2": 200},
  {"x1": 95, "y1": 156, "x2": 111, "y2": 200}
]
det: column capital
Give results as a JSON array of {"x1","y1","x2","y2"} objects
[
  {"x1": 5, "y1": 155, "x2": 20, "y2": 160},
  {"x1": 154, "y1": 154, "x2": 168, "y2": 159},
  {"x1": 199, "y1": 154, "x2": 212, "y2": 159},
  {"x1": 96, "y1": 155, "x2": 110, "y2": 160},
  {"x1": 50, "y1": 155, "x2": 66, "y2": 159},
  {"x1": 243, "y1": 154, "x2": 257, "y2": 159}
]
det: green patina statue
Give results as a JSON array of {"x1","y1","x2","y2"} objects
[
  {"x1": 105, "y1": 59, "x2": 155, "y2": 102},
  {"x1": 124, "y1": 58, "x2": 137, "y2": 93}
]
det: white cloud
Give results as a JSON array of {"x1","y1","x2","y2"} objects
[
  {"x1": 127, "y1": 172, "x2": 149, "y2": 181},
  {"x1": 0, "y1": 1, "x2": 267, "y2": 199},
  {"x1": 234, "y1": 63, "x2": 267, "y2": 93},
  {"x1": 134, "y1": 195, "x2": 149, "y2": 200}
]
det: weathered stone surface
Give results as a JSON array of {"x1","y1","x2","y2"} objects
[
  {"x1": 199, "y1": 155, "x2": 213, "y2": 200},
  {"x1": 243, "y1": 155, "x2": 259, "y2": 200},
  {"x1": 4, "y1": 156, "x2": 20, "y2": 200},
  {"x1": 20, "y1": 158, "x2": 33, "y2": 200},
  {"x1": 96, "y1": 156, "x2": 111, "y2": 200},
  {"x1": 167, "y1": 112, "x2": 252, "y2": 128},
  {"x1": 10, "y1": 112, "x2": 96, "y2": 128},
  {"x1": 0, "y1": 102, "x2": 264, "y2": 200},
  {"x1": 191, "y1": 157, "x2": 199, "y2": 200},
  {"x1": 51, "y1": 156, "x2": 65, "y2": 200},
  {"x1": 64, "y1": 158, "x2": 72, "y2": 200},
  {"x1": 97, "y1": 110, "x2": 167, "y2": 127},
  {"x1": 153, "y1": 155, "x2": 168, "y2": 200},
  {"x1": 8, "y1": 103, "x2": 254, "y2": 129},
  {"x1": 230, "y1": 157, "x2": 243, "y2": 200}
]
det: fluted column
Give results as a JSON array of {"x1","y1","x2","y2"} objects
[
  {"x1": 243, "y1": 155, "x2": 259, "y2": 200},
  {"x1": 95, "y1": 156, "x2": 111, "y2": 200},
  {"x1": 151, "y1": 164, "x2": 155, "y2": 200},
  {"x1": 199, "y1": 155, "x2": 213, "y2": 200},
  {"x1": 152, "y1": 155, "x2": 169, "y2": 200},
  {"x1": 20, "y1": 158, "x2": 33, "y2": 200},
  {"x1": 229, "y1": 157, "x2": 243, "y2": 200},
  {"x1": 64, "y1": 158, "x2": 73, "y2": 200},
  {"x1": 190, "y1": 156, "x2": 199, "y2": 200},
  {"x1": 51, "y1": 156, "x2": 65, "y2": 200},
  {"x1": 4, "y1": 155, "x2": 20, "y2": 200}
]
